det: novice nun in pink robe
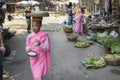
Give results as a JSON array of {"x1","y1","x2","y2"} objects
[
  {"x1": 26, "y1": 17, "x2": 50, "y2": 80},
  {"x1": 74, "y1": 9, "x2": 85, "y2": 34}
]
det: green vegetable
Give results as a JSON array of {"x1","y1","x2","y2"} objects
[
  {"x1": 111, "y1": 45, "x2": 120, "y2": 54},
  {"x1": 74, "y1": 41, "x2": 90, "y2": 48},
  {"x1": 66, "y1": 33, "x2": 78, "y2": 39},
  {"x1": 95, "y1": 31, "x2": 120, "y2": 54},
  {"x1": 104, "y1": 54, "x2": 120, "y2": 60},
  {"x1": 63, "y1": 25, "x2": 72, "y2": 29},
  {"x1": 82, "y1": 57, "x2": 106, "y2": 68}
]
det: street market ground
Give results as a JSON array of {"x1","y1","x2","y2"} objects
[{"x1": 3, "y1": 14, "x2": 120, "y2": 80}]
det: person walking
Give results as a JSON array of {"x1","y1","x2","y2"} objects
[
  {"x1": 67, "y1": 2, "x2": 73, "y2": 25},
  {"x1": 74, "y1": 9, "x2": 86, "y2": 35},
  {"x1": 25, "y1": 12, "x2": 51, "y2": 80},
  {"x1": 25, "y1": 5, "x2": 31, "y2": 33}
]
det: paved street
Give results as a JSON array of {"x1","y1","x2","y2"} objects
[{"x1": 3, "y1": 15, "x2": 120, "y2": 80}]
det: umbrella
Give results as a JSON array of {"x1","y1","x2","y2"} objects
[
  {"x1": 16, "y1": 0, "x2": 39, "y2": 7},
  {"x1": 107, "y1": 0, "x2": 112, "y2": 14},
  {"x1": 16, "y1": 1, "x2": 28, "y2": 8},
  {"x1": 16, "y1": 1, "x2": 27, "y2": 5},
  {"x1": 67, "y1": 0, "x2": 79, "y2": 4},
  {"x1": 27, "y1": 1, "x2": 39, "y2": 6}
]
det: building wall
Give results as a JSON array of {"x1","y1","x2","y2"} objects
[
  {"x1": 86, "y1": 0, "x2": 110, "y2": 14},
  {"x1": 112, "y1": 0, "x2": 120, "y2": 19}
]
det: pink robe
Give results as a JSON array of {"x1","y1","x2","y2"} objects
[
  {"x1": 74, "y1": 13, "x2": 84, "y2": 33},
  {"x1": 26, "y1": 30, "x2": 51, "y2": 80}
]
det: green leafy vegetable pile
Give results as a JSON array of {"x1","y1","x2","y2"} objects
[
  {"x1": 104, "y1": 54, "x2": 120, "y2": 60},
  {"x1": 66, "y1": 33, "x2": 78, "y2": 39},
  {"x1": 74, "y1": 41, "x2": 90, "y2": 48},
  {"x1": 91, "y1": 31, "x2": 120, "y2": 54},
  {"x1": 82, "y1": 58, "x2": 106, "y2": 68}
]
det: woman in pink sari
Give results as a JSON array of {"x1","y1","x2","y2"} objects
[
  {"x1": 74, "y1": 9, "x2": 85, "y2": 35},
  {"x1": 26, "y1": 17, "x2": 50, "y2": 80}
]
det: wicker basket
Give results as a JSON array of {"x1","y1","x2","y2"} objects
[
  {"x1": 67, "y1": 36, "x2": 78, "y2": 42},
  {"x1": 86, "y1": 41, "x2": 94, "y2": 45},
  {"x1": 82, "y1": 58, "x2": 106, "y2": 69},
  {"x1": 67, "y1": 37, "x2": 77, "y2": 42},
  {"x1": 82, "y1": 62, "x2": 106, "y2": 69},
  {"x1": 63, "y1": 28, "x2": 73, "y2": 33},
  {"x1": 27, "y1": 11, "x2": 49, "y2": 17},
  {"x1": 104, "y1": 58, "x2": 120, "y2": 66},
  {"x1": 66, "y1": 33, "x2": 78, "y2": 42},
  {"x1": 74, "y1": 41, "x2": 90, "y2": 48},
  {"x1": 74, "y1": 43, "x2": 90, "y2": 48},
  {"x1": 103, "y1": 55, "x2": 120, "y2": 66}
]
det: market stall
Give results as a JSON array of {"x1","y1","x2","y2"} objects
[{"x1": 88, "y1": 20, "x2": 120, "y2": 34}]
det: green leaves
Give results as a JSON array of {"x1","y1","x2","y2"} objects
[
  {"x1": 82, "y1": 57, "x2": 106, "y2": 68},
  {"x1": 92, "y1": 31, "x2": 120, "y2": 54}
]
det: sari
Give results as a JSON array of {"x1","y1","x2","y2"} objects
[
  {"x1": 26, "y1": 30, "x2": 51, "y2": 80},
  {"x1": 74, "y1": 13, "x2": 84, "y2": 33}
]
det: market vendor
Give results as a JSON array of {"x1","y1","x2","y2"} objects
[{"x1": 101, "y1": 8, "x2": 107, "y2": 19}]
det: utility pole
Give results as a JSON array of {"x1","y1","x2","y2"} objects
[
  {"x1": 42, "y1": 0, "x2": 45, "y2": 11},
  {"x1": 79, "y1": 0, "x2": 81, "y2": 6}
]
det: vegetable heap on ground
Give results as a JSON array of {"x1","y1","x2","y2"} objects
[
  {"x1": 74, "y1": 41, "x2": 90, "y2": 48},
  {"x1": 91, "y1": 31, "x2": 120, "y2": 54},
  {"x1": 104, "y1": 54, "x2": 120, "y2": 60},
  {"x1": 66, "y1": 33, "x2": 78, "y2": 39},
  {"x1": 63, "y1": 25, "x2": 73, "y2": 33},
  {"x1": 82, "y1": 57, "x2": 106, "y2": 68},
  {"x1": 63, "y1": 25, "x2": 72, "y2": 30}
]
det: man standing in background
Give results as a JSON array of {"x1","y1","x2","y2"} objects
[
  {"x1": 25, "y1": 5, "x2": 31, "y2": 33},
  {"x1": 67, "y1": 2, "x2": 73, "y2": 26}
]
